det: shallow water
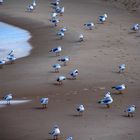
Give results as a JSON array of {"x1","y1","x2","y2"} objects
[
  {"x1": 0, "y1": 22, "x2": 32, "y2": 61},
  {"x1": 0, "y1": 100, "x2": 31, "y2": 108}
]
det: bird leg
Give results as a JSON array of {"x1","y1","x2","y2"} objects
[{"x1": 107, "y1": 104, "x2": 110, "y2": 108}]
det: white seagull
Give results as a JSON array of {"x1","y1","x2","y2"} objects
[
  {"x1": 49, "y1": 125, "x2": 61, "y2": 140},
  {"x1": 125, "y1": 105, "x2": 136, "y2": 117},
  {"x1": 3, "y1": 94, "x2": 13, "y2": 105},
  {"x1": 40, "y1": 98, "x2": 49, "y2": 109},
  {"x1": 51, "y1": 12, "x2": 58, "y2": 19},
  {"x1": 55, "y1": 6, "x2": 64, "y2": 15},
  {"x1": 0, "y1": 0, "x2": 3, "y2": 5},
  {"x1": 69, "y1": 69, "x2": 79, "y2": 79},
  {"x1": 112, "y1": 84, "x2": 126, "y2": 94},
  {"x1": 49, "y1": 46, "x2": 62, "y2": 56},
  {"x1": 32, "y1": 0, "x2": 36, "y2": 7},
  {"x1": 119, "y1": 64, "x2": 126, "y2": 73},
  {"x1": 66, "y1": 137, "x2": 73, "y2": 140},
  {"x1": 131, "y1": 24, "x2": 139, "y2": 31},
  {"x1": 7, "y1": 54, "x2": 16, "y2": 64},
  {"x1": 52, "y1": 63, "x2": 61, "y2": 72},
  {"x1": 57, "y1": 31, "x2": 64, "y2": 39},
  {"x1": 50, "y1": 18, "x2": 59, "y2": 26},
  {"x1": 51, "y1": 0, "x2": 60, "y2": 7},
  {"x1": 76, "y1": 104, "x2": 85, "y2": 116},
  {"x1": 26, "y1": 4, "x2": 34, "y2": 12},
  {"x1": 99, "y1": 13, "x2": 107, "y2": 23},
  {"x1": 98, "y1": 93, "x2": 113, "y2": 108},
  {"x1": 0, "y1": 60, "x2": 6, "y2": 68},
  {"x1": 79, "y1": 34, "x2": 84, "y2": 42},
  {"x1": 60, "y1": 27, "x2": 67, "y2": 33},
  {"x1": 84, "y1": 22, "x2": 94, "y2": 30},
  {"x1": 58, "y1": 56, "x2": 70, "y2": 66},
  {"x1": 56, "y1": 76, "x2": 66, "y2": 85}
]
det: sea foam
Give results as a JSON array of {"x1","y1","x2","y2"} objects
[{"x1": 0, "y1": 22, "x2": 32, "y2": 61}]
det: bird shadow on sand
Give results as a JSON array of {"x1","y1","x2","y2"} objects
[
  {"x1": 71, "y1": 114, "x2": 81, "y2": 117},
  {"x1": 128, "y1": 31, "x2": 137, "y2": 34},
  {"x1": 121, "y1": 114, "x2": 131, "y2": 118},
  {"x1": 49, "y1": 70, "x2": 59, "y2": 74},
  {"x1": 33, "y1": 106, "x2": 47, "y2": 110}
]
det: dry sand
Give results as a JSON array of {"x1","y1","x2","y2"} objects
[{"x1": 0, "y1": 0, "x2": 140, "y2": 140}]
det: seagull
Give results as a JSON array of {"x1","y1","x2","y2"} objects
[
  {"x1": 52, "y1": 64, "x2": 61, "y2": 72},
  {"x1": 98, "y1": 93, "x2": 113, "y2": 108},
  {"x1": 119, "y1": 64, "x2": 126, "y2": 73},
  {"x1": 66, "y1": 137, "x2": 73, "y2": 140},
  {"x1": 99, "y1": 13, "x2": 107, "y2": 23},
  {"x1": 56, "y1": 76, "x2": 66, "y2": 85},
  {"x1": 69, "y1": 69, "x2": 79, "y2": 79},
  {"x1": 26, "y1": 4, "x2": 34, "y2": 12},
  {"x1": 131, "y1": 24, "x2": 139, "y2": 31},
  {"x1": 76, "y1": 104, "x2": 85, "y2": 116},
  {"x1": 40, "y1": 98, "x2": 49, "y2": 109},
  {"x1": 84, "y1": 22, "x2": 94, "y2": 30},
  {"x1": 112, "y1": 84, "x2": 126, "y2": 94},
  {"x1": 55, "y1": 6, "x2": 64, "y2": 15},
  {"x1": 49, "y1": 46, "x2": 62, "y2": 56},
  {"x1": 104, "y1": 91, "x2": 111, "y2": 98},
  {"x1": 51, "y1": 12, "x2": 58, "y2": 19},
  {"x1": 57, "y1": 31, "x2": 64, "y2": 39},
  {"x1": 50, "y1": 18, "x2": 59, "y2": 26},
  {"x1": 125, "y1": 105, "x2": 136, "y2": 117},
  {"x1": 49, "y1": 125, "x2": 61, "y2": 140},
  {"x1": 51, "y1": 0, "x2": 60, "y2": 7},
  {"x1": 58, "y1": 56, "x2": 70, "y2": 66},
  {"x1": 7, "y1": 54, "x2": 16, "y2": 64},
  {"x1": 3, "y1": 94, "x2": 13, "y2": 105},
  {"x1": 60, "y1": 27, "x2": 67, "y2": 33},
  {"x1": 79, "y1": 34, "x2": 84, "y2": 42},
  {"x1": 0, "y1": 0, "x2": 3, "y2": 5},
  {"x1": 0, "y1": 60, "x2": 6, "y2": 68},
  {"x1": 32, "y1": 0, "x2": 36, "y2": 7}
]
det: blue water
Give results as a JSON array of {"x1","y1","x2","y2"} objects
[{"x1": 0, "y1": 22, "x2": 32, "y2": 61}]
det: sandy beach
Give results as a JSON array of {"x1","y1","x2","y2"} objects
[{"x1": 0, "y1": 0, "x2": 140, "y2": 140}]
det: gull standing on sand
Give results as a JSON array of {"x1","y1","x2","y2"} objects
[
  {"x1": 98, "y1": 92, "x2": 113, "y2": 108},
  {"x1": 0, "y1": 0, "x2": 3, "y2": 5},
  {"x1": 99, "y1": 13, "x2": 107, "y2": 23},
  {"x1": 79, "y1": 34, "x2": 84, "y2": 42},
  {"x1": 49, "y1": 125, "x2": 60, "y2": 140},
  {"x1": 52, "y1": 63, "x2": 61, "y2": 72},
  {"x1": 56, "y1": 76, "x2": 66, "y2": 85},
  {"x1": 49, "y1": 46, "x2": 62, "y2": 56},
  {"x1": 76, "y1": 104, "x2": 85, "y2": 116},
  {"x1": 32, "y1": 0, "x2": 36, "y2": 7},
  {"x1": 55, "y1": 6, "x2": 65, "y2": 15},
  {"x1": 7, "y1": 54, "x2": 16, "y2": 64},
  {"x1": 131, "y1": 24, "x2": 139, "y2": 32},
  {"x1": 66, "y1": 137, "x2": 73, "y2": 140},
  {"x1": 57, "y1": 31, "x2": 64, "y2": 39},
  {"x1": 3, "y1": 94, "x2": 13, "y2": 105},
  {"x1": 119, "y1": 64, "x2": 126, "y2": 73},
  {"x1": 84, "y1": 22, "x2": 94, "y2": 30},
  {"x1": 58, "y1": 56, "x2": 70, "y2": 66},
  {"x1": 69, "y1": 69, "x2": 79, "y2": 79},
  {"x1": 50, "y1": 18, "x2": 59, "y2": 26},
  {"x1": 26, "y1": 4, "x2": 34, "y2": 12},
  {"x1": 112, "y1": 84, "x2": 126, "y2": 94},
  {"x1": 40, "y1": 98, "x2": 49, "y2": 109},
  {"x1": 51, "y1": 12, "x2": 58, "y2": 19},
  {"x1": 124, "y1": 105, "x2": 136, "y2": 117},
  {"x1": 60, "y1": 27, "x2": 67, "y2": 33},
  {"x1": 0, "y1": 60, "x2": 6, "y2": 68}
]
